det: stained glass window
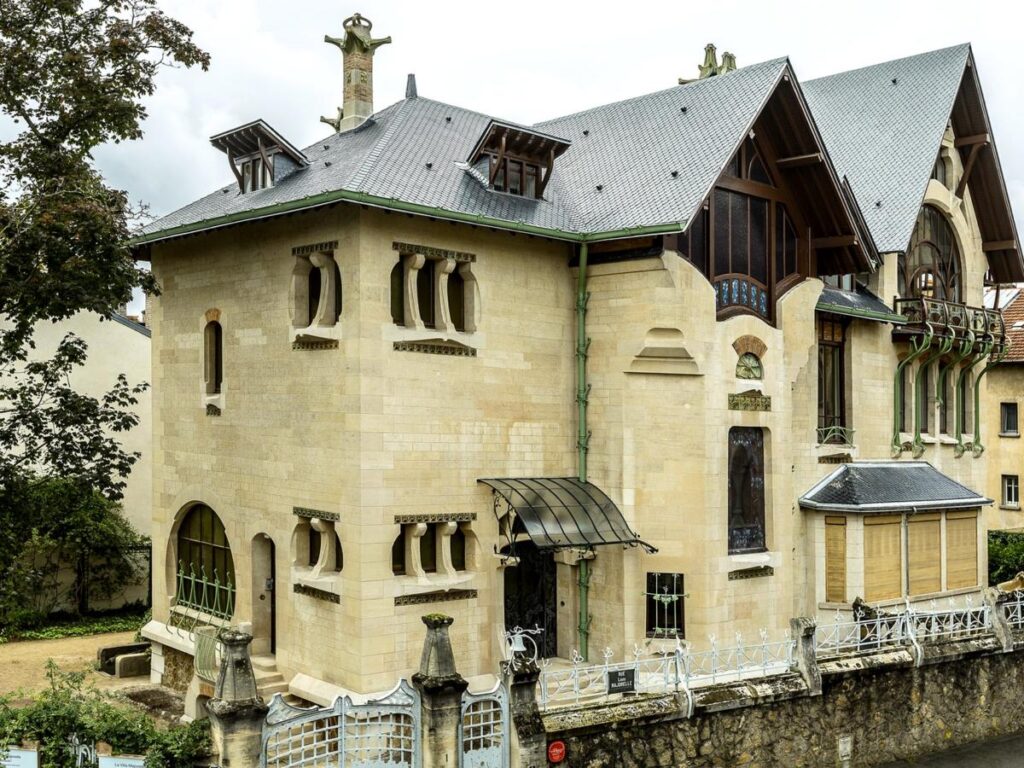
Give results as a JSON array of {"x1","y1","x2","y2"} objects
[
  {"x1": 736, "y1": 352, "x2": 763, "y2": 380},
  {"x1": 728, "y1": 428, "x2": 766, "y2": 554},
  {"x1": 900, "y1": 205, "x2": 961, "y2": 302}
]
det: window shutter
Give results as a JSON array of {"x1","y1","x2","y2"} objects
[
  {"x1": 946, "y1": 511, "x2": 979, "y2": 589},
  {"x1": 864, "y1": 515, "x2": 902, "y2": 601},
  {"x1": 908, "y1": 514, "x2": 941, "y2": 596},
  {"x1": 825, "y1": 516, "x2": 847, "y2": 603}
]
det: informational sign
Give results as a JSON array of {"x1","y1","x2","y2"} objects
[
  {"x1": 607, "y1": 667, "x2": 636, "y2": 695},
  {"x1": 1, "y1": 749, "x2": 39, "y2": 768},
  {"x1": 547, "y1": 740, "x2": 566, "y2": 764},
  {"x1": 97, "y1": 757, "x2": 146, "y2": 768}
]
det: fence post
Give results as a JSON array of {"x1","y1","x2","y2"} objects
[
  {"x1": 984, "y1": 587, "x2": 1014, "y2": 652},
  {"x1": 503, "y1": 655, "x2": 548, "y2": 768},
  {"x1": 789, "y1": 617, "x2": 821, "y2": 696},
  {"x1": 411, "y1": 614, "x2": 469, "y2": 768},
  {"x1": 206, "y1": 629, "x2": 266, "y2": 768}
]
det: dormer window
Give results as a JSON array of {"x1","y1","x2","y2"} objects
[
  {"x1": 210, "y1": 119, "x2": 309, "y2": 194},
  {"x1": 467, "y1": 120, "x2": 570, "y2": 200}
]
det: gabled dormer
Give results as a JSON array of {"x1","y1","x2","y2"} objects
[
  {"x1": 467, "y1": 120, "x2": 570, "y2": 199},
  {"x1": 210, "y1": 120, "x2": 309, "y2": 194}
]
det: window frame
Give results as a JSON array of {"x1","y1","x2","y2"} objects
[
  {"x1": 1003, "y1": 475, "x2": 1020, "y2": 509},
  {"x1": 176, "y1": 504, "x2": 235, "y2": 617},
  {"x1": 727, "y1": 427, "x2": 767, "y2": 554},
  {"x1": 645, "y1": 572, "x2": 685, "y2": 639},
  {"x1": 817, "y1": 319, "x2": 847, "y2": 440},
  {"x1": 1001, "y1": 402, "x2": 1019, "y2": 436},
  {"x1": 203, "y1": 321, "x2": 223, "y2": 396},
  {"x1": 488, "y1": 152, "x2": 543, "y2": 198}
]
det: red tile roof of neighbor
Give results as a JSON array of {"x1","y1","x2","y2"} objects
[{"x1": 998, "y1": 287, "x2": 1024, "y2": 362}]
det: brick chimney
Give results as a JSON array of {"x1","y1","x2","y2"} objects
[{"x1": 322, "y1": 13, "x2": 391, "y2": 132}]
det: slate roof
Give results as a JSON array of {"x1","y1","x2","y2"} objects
[
  {"x1": 800, "y1": 461, "x2": 991, "y2": 512},
  {"x1": 802, "y1": 45, "x2": 970, "y2": 254},
  {"x1": 817, "y1": 283, "x2": 905, "y2": 324},
  {"x1": 139, "y1": 58, "x2": 791, "y2": 241}
]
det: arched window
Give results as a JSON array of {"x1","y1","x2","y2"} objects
[
  {"x1": 899, "y1": 206, "x2": 961, "y2": 302},
  {"x1": 931, "y1": 153, "x2": 950, "y2": 189},
  {"x1": 176, "y1": 504, "x2": 234, "y2": 618},
  {"x1": 203, "y1": 321, "x2": 223, "y2": 395}
]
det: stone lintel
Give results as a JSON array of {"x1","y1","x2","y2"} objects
[
  {"x1": 292, "y1": 338, "x2": 339, "y2": 351},
  {"x1": 728, "y1": 565, "x2": 775, "y2": 580},
  {"x1": 293, "y1": 583, "x2": 341, "y2": 603},
  {"x1": 293, "y1": 507, "x2": 340, "y2": 521},
  {"x1": 291, "y1": 240, "x2": 339, "y2": 257},
  {"x1": 392, "y1": 241, "x2": 476, "y2": 263},
  {"x1": 393, "y1": 340, "x2": 477, "y2": 357}
]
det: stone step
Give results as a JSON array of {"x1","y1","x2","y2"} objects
[
  {"x1": 253, "y1": 667, "x2": 284, "y2": 683},
  {"x1": 259, "y1": 680, "x2": 289, "y2": 696},
  {"x1": 251, "y1": 654, "x2": 278, "y2": 672}
]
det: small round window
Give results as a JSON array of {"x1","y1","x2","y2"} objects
[{"x1": 736, "y1": 353, "x2": 763, "y2": 380}]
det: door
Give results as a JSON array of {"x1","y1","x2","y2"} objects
[
  {"x1": 251, "y1": 534, "x2": 277, "y2": 656},
  {"x1": 268, "y1": 540, "x2": 276, "y2": 653},
  {"x1": 503, "y1": 540, "x2": 557, "y2": 657}
]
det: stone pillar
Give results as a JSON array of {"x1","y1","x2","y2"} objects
[
  {"x1": 985, "y1": 587, "x2": 1014, "y2": 652},
  {"x1": 789, "y1": 617, "x2": 822, "y2": 696},
  {"x1": 504, "y1": 661, "x2": 548, "y2": 768},
  {"x1": 412, "y1": 614, "x2": 469, "y2": 768},
  {"x1": 206, "y1": 630, "x2": 268, "y2": 768}
]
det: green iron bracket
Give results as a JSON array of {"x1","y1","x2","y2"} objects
[
  {"x1": 937, "y1": 332, "x2": 975, "y2": 409},
  {"x1": 912, "y1": 335, "x2": 953, "y2": 457},
  {"x1": 892, "y1": 327, "x2": 934, "y2": 458},
  {"x1": 972, "y1": 345, "x2": 1008, "y2": 457},
  {"x1": 954, "y1": 339, "x2": 994, "y2": 457}
]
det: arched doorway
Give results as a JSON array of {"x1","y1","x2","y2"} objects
[
  {"x1": 251, "y1": 535, "x2": 277, "y2": 655},
  {"x1": 503, "y1": 540, "x2": 557, "y2": 658}
]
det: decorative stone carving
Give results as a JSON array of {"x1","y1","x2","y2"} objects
[
  {"x1": 728, "y1": 390, "x2": 771, "y2": 411},
  {"x1": 393, "y1": 340, "x2": 477, "y2": 357},
  {"x1": 394, "y1": 589, "x2": 477, "y2": 606},
  {"x1": 736, "y1": 352, "x2": 763, "y2": 380},
  {"x1": 293, "y1": 583, "x2": 341, "y2": 603},
  {"x1": 392, "y1": 241, "x2": 476, "y2": 263},
  {"x1": 733, "y1": 334, "x2": 767, "y2": 359}
]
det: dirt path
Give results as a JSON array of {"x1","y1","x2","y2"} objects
[{"x1": 0, "y1": 631, "x2": 142, "y2": 699}]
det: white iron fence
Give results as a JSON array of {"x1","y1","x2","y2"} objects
[
  {"x1": 460, "y1": 682, "x2": 509, "y2": 768},
  {"x1": 1003, "y1": 590, "x2": 1024, "y2": 630},
  {"x1": 261, "y1": 680, "x2": 421, "y2": 768},
  {"x1": 534, "y1": 630, "x2": 795, "y2": 712}
]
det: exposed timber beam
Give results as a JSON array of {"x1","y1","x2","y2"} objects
[
  {"x1": 983, "y1": 240, "x2": 1018, "y2": 252},
  {"x1": 956, "y1": 141, "x2": 987, "y2": 199},
  {"x1": 954, "y1": 133, "x2": 991, "y2": 148},
  {"x1": 812, "y1": 235, "x2": 858, "y2": 249},
  {"x1": 775, "y1": 152, "x2": 823, "y2": 170}
]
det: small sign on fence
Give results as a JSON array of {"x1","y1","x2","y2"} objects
[
  {"x1": 607, "y1": 668, "x2": 636, "y2": 694},
  {"x1": 97, "y1": 757, "x2": 146, "y2": 768},
  {"x1": 1, "y1": 749, "x2": 38, "y2": 768}
]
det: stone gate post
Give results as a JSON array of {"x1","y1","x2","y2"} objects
[
  {"x1": 412, "y1": 614, "x2": 469, "y2": 768},
  {"x1": 206, "y1": 629, "x2": 268, "y2": 768},
  {"x1": 504, "y1": 659, "x2": 548, "y2": 768},
  {"x1": 790, "y1": 617, "x2": 822, "y2": 696}
]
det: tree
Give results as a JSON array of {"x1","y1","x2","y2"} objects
[{"x1": 0, "y1": 0, "x2": 208, "y2": 619}]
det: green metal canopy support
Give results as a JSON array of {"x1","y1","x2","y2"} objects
[
  {"x1": 913, "y1": 335, "x2": 953, "y2": 457},
  {"x1": 972, "y1": 346, "x2": 1008, "y2": 457},
  {"x1": 954, "y1": 339, "x2": 994, "y2": 457},
  {"x1": 892, "y1": 327, "x2": 934, "y2": 458},
  {"x1": 576, "y1": 241, "x2": 592, "y2": 661}
]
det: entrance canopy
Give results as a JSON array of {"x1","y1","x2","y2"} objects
[{"x1": 479, "y1": 477, "x2": 656, "y2": 553}]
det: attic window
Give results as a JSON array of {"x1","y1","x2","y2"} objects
[
  {"x1": 210, "y1": 119, "x2": 309, "y2": 194},
  {"x1": 467, "y1": 120, "x2": 570, "y2": 200},
  {"x1": 726, "y1": 137, "x2": 772, "y2": 186}
]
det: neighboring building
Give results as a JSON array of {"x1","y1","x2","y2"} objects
[
  {"x1": 985, "y1": 285, "x2": 1024, "y2": 532},
  {"x1": 133, "y1": 15, "x2": 1021, "y2": 708},
  {"x1": 23, "y1": 311, "x2": 153, "y2": 609}
]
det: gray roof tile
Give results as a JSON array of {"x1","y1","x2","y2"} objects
[
  {"x1": 800, "y1": 461, "x2": 990, "y2": 512},
  {"x1": 803, "y1": 45, "x2": 970, "y2": 254}
]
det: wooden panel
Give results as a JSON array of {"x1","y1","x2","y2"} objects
[
  {"x1": 864, "y1": 516, "x2": 902, "y2": 601},
  {"x1": 825, "y1": 516, "x2": 846, "y2": 603},
  {"x1": 946, "y1": 512, "x2": 979, "y2": 590},
  {"x1": 908, "y1": 515, "x2": 941, "y2": 596}
]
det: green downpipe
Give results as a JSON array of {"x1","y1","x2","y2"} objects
[
  {"x1": 892, "y1": 329, "x2": 933, "y2": 457},
  {"x1": 576, "y1": 242, "x2": 592, "y2": 661},
  {"x1": 912, "y1": 336, "x2": 953, "y2": 457},
  {"x1": 972, "y1": 346, "x2": 1008, "y2": 457},
  {"x1": 955, "y1": 341, "x2": 993, "y2": 457}
]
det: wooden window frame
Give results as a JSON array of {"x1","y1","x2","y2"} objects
[
  {"x1": 864, "y1": 515, "x2": 903, "y2": 602},
  {"x1": 818, "y1": 319, "x2": 847, "y2": 437},
  {"x1": 907, "y1": 513, "x2": 942, "y2": 596},
  {"x1": 945, "y1": 511, "x2": 979, "y2": 590},
  {"x1": 488, "y1": 152, "x2": 543, "y2": 199},
  {"x1": 1003, "y1": 475, "x2": 1020, "y2": 508},
  {"x1": 1000, "y1": 402, "x2": 1019, "y2": 436}
]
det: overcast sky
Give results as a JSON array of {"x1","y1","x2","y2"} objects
[{"x1": 21, "y1": 0, "x2": 1021, "y2": 314}]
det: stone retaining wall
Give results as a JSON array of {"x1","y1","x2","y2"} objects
[
  {"x1": 162, "y1": 646, "x2": 194, "y2": 693},
  {"x1": 538, "y1": 640, "x2": 1024, "y2": 767}
]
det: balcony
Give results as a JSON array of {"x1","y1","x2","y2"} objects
[{"x1": 892, "y1": 297, "x2": 1005, "y2": 352}]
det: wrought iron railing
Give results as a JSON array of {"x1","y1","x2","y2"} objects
[
  {"x1": 815, "y1": 610, "x2": 908, "y2": 658},
  {"x1": 816, "y1": 424, "x2": 855, "y2": 446},
  {"x1": 907, "y1": 597, "x2": 991, "y2": 642},
  {"x1": 195, "y1": 626, "x2": 222, "y2": 683},
  {"x1": 1002, "y1": 591, "x2": 1024, "y2": 630},
  {"x1": 174, "y1": 562, "x2": 235, "y2": 621},
  {"x1": 893, "y1": 296, "x2": 1005, "y2": 351}
]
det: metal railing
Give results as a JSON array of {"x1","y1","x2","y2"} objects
[
  {"x1": 815, "y1": 610, "x2": 908, "y2": 659},
  {"x1": 175, "y1": 562, "x2": 235, "y2": 620},
  {"x1": 908, "y1": 597, "x2": 991, "y2": 642},
  {"x1": 816, "y1": 424, "x2": 855, "y2": 446},
  {"x1": 534, "y1": 630, "x2": 796, "y2": 712},
  {"x1": 195, "y1": 626, "x2": 222, "y2": 683},
  {"x1": 1002, "y1": 591, "x2": 1024, "y2": 630}
]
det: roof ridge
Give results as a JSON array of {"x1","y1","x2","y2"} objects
[
  {"x1": 536, "y1": 57, "x2": 790, "y2": 128},
  {"x1": 346, "y1": 98, "x2": 417, "y2": 192},
  {"x1": 805, "y1": 43, "x2": 970, "y2": 85}
]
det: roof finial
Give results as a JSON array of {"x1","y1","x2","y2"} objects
[
  {"x1": 406, "y1": 73, "x2": 418, "y2": 99},
  {"x1": 720, "y1": 52, "x2": 737, "y2": 74},
  {"x1": 699, "y1": 43, "x2": 719, "y2": 79}
]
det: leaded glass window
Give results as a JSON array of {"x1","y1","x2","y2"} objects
[
  {"x1": 899, "y1": 205, "x2": 961, "y2": 302},
  {"x1": 736, "y1": 352, "x2": 763, "y2": 380},
  {"x1": 176, "y1": 504, "x2": 234, "y2": 617},
  {"x1": 818, "y1": 320, "x2": 846, "y2": 439},
  {"x1": 728, "y1": 428, "x2": 766, "y2": 554}
]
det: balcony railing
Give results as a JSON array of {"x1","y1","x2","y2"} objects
[
  {"x1": 893, "y1": 297, "x2": 1005, "y2": 351},
  {"x1": 817, "y1": 424, "x2": 855, "y2": 446}
]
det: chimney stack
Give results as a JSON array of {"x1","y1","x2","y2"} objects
[{"x1": 322, "y1": 12, "x2": 391, "y2": 132}]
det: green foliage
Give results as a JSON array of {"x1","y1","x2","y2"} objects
[
  {"x1": 1, "y1": 605, "x2": 148, "y2": 644},
  {"x1": 0, "y1": 1, "x2": 208, "y2": 594},
  {"x1": 1, "y1": 478, "x2": 148, "y2": 623},
  {"x1": 988, "y1": 530, "x2": 1024, "y2": 585},
  {"x1": 0, "y1": 662, "x2": 210, "y2": 768}
]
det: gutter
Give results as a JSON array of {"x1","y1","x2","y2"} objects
[{"x1": 129, "y1": 188, "x2": 685, "y2": 248}]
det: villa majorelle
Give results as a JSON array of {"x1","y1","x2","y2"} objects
[{"x1": 135, "y1": 16, "x2": 1022, "y2": 708}]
